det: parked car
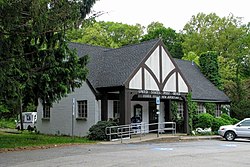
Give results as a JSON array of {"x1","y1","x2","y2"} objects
[
  {"x1": 218, "y1": 118, "x2": 250, "y2": 141},
  {"x1": 16, "y1": 112, "x2": 37, "y2": 131}
]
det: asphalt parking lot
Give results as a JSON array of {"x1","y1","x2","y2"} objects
[{"x1": 1, "y1": 139, "x2": 250, "y2": 167}]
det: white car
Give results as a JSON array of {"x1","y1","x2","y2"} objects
[{"x1": 218, "y1": 118, "x2": 250, "y2": 141}]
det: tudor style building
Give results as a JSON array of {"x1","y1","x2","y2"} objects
[{"x1": 36, "y1": 39, "x2": 230, "y2": 137}]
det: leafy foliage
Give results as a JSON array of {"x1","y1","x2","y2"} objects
[
  {"x1": 211, "y1": 117, "x2": 231, "y2": 133},
  {"x1": 170, "y1": 101, "x2": 184, "y2": 132},
  {"x1": 193, "y1": 113, "x2": 215, "y2": 129},
  {"x1": 187, "y1": 93, "x2": 197, "y2": 134},
  {"x1": 0, "y1": 118, "x2": 15, "y2": 129},
  {"x1": 0, "y1": 103, "x2": 9, "y2": 114},
  {"x1": 224, "y1": 78, "x2": 250, "y2": 119},
  {"x1": 181, "y1": 13, "x2": 250, "y2": 120},
  {"x1": 67, "y1": 21, "x2": 143, "y2": 48},
  {"x1": 88, "y1": 120, "x2": 117, "y2": 141},
  {"x1": 0, "y1": 0, "x2": 95, "y2": 116},
  {"x1": 204, "y1": 103, "x2": 216, "y2": 115},
  {"x1": 182, "y1": 52, "x2": 199, "y2": 66},
  {"x1": 211, "y1": 114, "x2": 239, "y2": 133},
  {"x1": 199, "y1": 51, "x2": 221, "y2": 88},
  {"x1": 141, "y1": 22, "x2": 184, "y2": 58},
  {"x1": 182, "y1": 13, "x2": 249, "y2": 84},
  {"x1": 193, "y1": 113, "x2": 239, "y2": 132},
  {"x1": 220, "y1": 113, "x2": 239, "y2": 124}
]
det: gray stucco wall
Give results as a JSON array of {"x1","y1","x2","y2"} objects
[{"x1": 37, "y1": 82, "x2": 100, "y2": 137}]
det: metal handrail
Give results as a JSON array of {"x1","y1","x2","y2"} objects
[{"x1": 105, "y1": 122, "x2": 176, "y2": 143}]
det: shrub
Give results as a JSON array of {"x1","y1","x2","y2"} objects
[
  {"x1": 87, "y1": 120, "x2": 117, "y2": 141},
  {"x1": 231, "y1": 118, "x2": 240, "y2": 125},
  {"x1": 193, "y1": 113, "x2": 214, "y2": 129},
  {"x1": 211, "y1": 114, "x2": 239, "y2": 133},
  {"x1": 193, "y1": 113, "x2": 240, "y2": 134},
  {"x1": 220, "y1": 114, "x2": 239, "y2": 124},
  {"x1": 0, "y1": 118, "x2": 16, "y2": 129},
  {"x1": 211, "y1": 117, "x2": 231, "y2": 132}
]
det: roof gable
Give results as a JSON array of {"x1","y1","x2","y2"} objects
[
  {"x1": 69, "y1": 39, "x2": 160, "y2": 89},
  {"x1": 69, "y1": 40, "x2": 230, "y2": 103},
  {"x1": 125, "y1": 40, "x2": 191, "y2": 93},
  {"x1": 93, "y1": 39, "x2": 160, "y2": 88}
]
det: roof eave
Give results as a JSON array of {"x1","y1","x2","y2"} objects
[{"x1": 192, "y1": 99, "x2": 231, "y2": 104}]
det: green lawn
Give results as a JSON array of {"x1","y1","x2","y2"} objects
[{"x1": 0, "y1": 130, "x2": 95, "y2": 149}]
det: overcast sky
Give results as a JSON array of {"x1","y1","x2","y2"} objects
[{"x1": 92, "y1": 0, "x2": 250, "y2": 31}]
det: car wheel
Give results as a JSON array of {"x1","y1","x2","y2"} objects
[{"x1": 225, "y1": 131, "x2": 236, "y2": 141}]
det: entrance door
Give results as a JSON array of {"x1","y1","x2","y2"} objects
[{"x1": 149, "y1": 101, "x2": 158, "y2": 131}]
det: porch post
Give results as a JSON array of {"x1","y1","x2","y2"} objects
[
  {"x1": 164, "y1": 100, "x2": 171, "y2": 122},
  {"x1": 182, "y1": 96, "x2": 189, "y2": 134},
  {"x1": 101, "y1": 93, "x2": 108, "y2": 121},
  {"x1": 119, "y1": 88, "x2": 131, "y2": 125}
]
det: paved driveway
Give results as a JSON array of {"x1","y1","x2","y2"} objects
[{"x1": 1, "y1": 139, "x2": 250, "y2": 167}]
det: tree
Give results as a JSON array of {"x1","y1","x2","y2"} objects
[
  {"x1": 224, "y1": 79, "x2": 250, "y2": 119},
  {"x1": 199, "y1": 51, "x2": 221, "y2": 88},
  {"x1": 99, "y1": 21, "x2": 143, "y2": 47},
  {"x1": 182, "y1": 13, "x2": 221, "y2": 55},
  {"x1": 67, "y1": 21, "x2": 116, "y2": 47},
  {"x1": 67, "y1": 21, "x2": 143, "y2": 48},
  {"x1": 141, "y1": 22, "x2": 184, "y2": 59},
  {"x1": 182, "y1": 51, "x2": 199, "y2": 66},
  {"x1": 0, "y1": 0, "x2": 96, "y2": 126},
  {"x1": 182, "y1": 13, "x2": 250, "y2": 119},
  {"x1": 182, "y1": 13, "x2": 249, "y2": 82}
]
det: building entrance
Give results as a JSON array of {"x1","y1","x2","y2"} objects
[{"x1": 149, "y1": 101, "x2": 158, "y2": 131}]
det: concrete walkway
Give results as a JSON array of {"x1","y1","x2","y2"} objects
[{"x1": 99, "y1": 133, "x2": 223, "y2": 144}]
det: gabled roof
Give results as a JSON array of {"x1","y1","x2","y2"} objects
[
  {"x1": 69, "y1": 39, "x2": 159, "y2": 88},
  {"x1": 174, "y1": 59, "x2": 230, "y2": 103},
  {"x1": 69, "y1": 39, "x2": 230, "y2": 103}
]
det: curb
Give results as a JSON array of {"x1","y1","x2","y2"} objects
[
  {"x1": 98, "y1": 135, "x2": 223, "y2": 144},
  {"x1": 179, "y1": 135, "x2": 223, "y2": 141}
]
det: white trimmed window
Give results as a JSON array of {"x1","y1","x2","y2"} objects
[
  {"x1": 43, "y1": 105, "x2": 50, "y2": 118},
  {"x1": 77, "y1": 100, "x2": 87, "y2": 118},
  {"x1": 113, "y1": 101, "x2": 120, "y2": 119},
  {"x1": 197, "y1": 103, "x2": 205, "y2": 114},
  {"x1": 177, "y1": 102, "x2": 184, "y2": 118},
  {"x1": 215, "y1": 104, "x2": 221, "y2": 117}
]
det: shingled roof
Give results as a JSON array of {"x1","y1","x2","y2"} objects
[
  {"x1": 69, "y1": 39, "x2": 159, "y2": 88},
  {"x1": 174, "y1": 59, "x2": 230, "y2": 102},
  {"x1": 69, "y1": 39, "x2": 230, "y2": 103}
]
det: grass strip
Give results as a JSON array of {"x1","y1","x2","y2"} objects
[{"x1": 0, "y1": 130, "x2": 94, "y2": 149}]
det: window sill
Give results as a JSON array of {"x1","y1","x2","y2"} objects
[
  {"x1": 76, "y1": 117, "x2": 87, "y2": 121},
  {"x1": 42, "y1": 118, "x2": 50, "y2": 121}
]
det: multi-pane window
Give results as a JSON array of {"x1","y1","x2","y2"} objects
[
  {"x1": 177, "y1": 102, "x2": 184, "y2": 118},
  {"x1": 78, "y1": 100, "x2": 87, "y2": 118},
  {"x1": 215, "y1": 104, "x2": 221, "y2": 117},
  {"x1": 43, "y1": 105, "x2": 50, "y2": 118},
  {"x1": 197, "y1": 103, "x2": 205, "y2": 114},
  {"x1": 113, "y1": 101, "x2": 120, "y2": 119}
]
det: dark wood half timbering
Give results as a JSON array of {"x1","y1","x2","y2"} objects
[{"x1": 124, "y1": 40, "x2": 191, "y2": 93}]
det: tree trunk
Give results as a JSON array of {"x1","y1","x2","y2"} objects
[{"x1": 19, "y1": 97, "x2": 23, "y2": 131}]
